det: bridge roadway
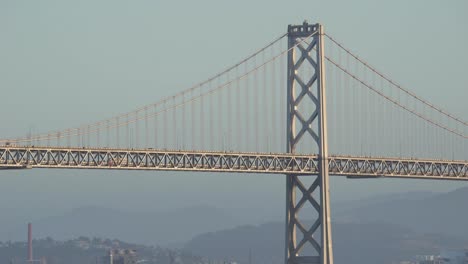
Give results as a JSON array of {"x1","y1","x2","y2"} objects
[{"x1": 0, "y1": 146, "x2": 467, "y2": 180}]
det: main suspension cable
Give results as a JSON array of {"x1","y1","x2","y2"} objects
[{"x1": 325, "y1": 33, "x2": 467, "y2": 127}]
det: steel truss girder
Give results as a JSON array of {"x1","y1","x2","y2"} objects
[
  {"x1": 329, "y1": 156, "x2": 468, "y2": 180},
  {"x1": 0, "y1": 146, "x2": 466, "y2": 178},
  {"x1": 0, "y1": 146, "x2": 320, "y2": 174}
]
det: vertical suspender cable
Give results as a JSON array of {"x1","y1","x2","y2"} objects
[
  {"x1": 218, "y1": 78, "x2": 222, "y2": 150},
  {"x1": 116, "y1": 117, "x2": 120, "y2": 148},
  {"x1": 363, "y1": 65, "x2": 368, "y2": 155},
  {"x1": 220, "y1": 75, "x2": 224, "y2": 150},
  {"x1": 173, "y1": 96, "x2": 176, "y2": 149},
  {"x1": 182, "y1": 93, "x2": 186, "y2": 149},
  {"x1": 77, "y1": 129, "x2": 80, "y2": 147},
  {"x1": 210, "y1": 81, "x2": 214, "y2": 151},
  {"x1": 254, "y1": 55, "x2": 259, "y2": 152},
  {"x1": 408, "y1": 93, "x2": 412, "y2": 157},
  {"x1": 145, "y1": 107, "x2": 148, "y2": 149},
  {"x1": 345, "y1": 47, "x2": 351, "y2": 154},
  {"x1": 356, "y1": 61, "x2": 362, "y2": 155},
  {"x1": 371, "y1": 65, "x2": 376, "y2": 155},
  {"x1": 352, "y1": 56, "x2": 357, "y2": 155},
  {"x1": 262, "y1": 50, "x2": 267, "y2": 152},
  {"x1": 337, "y1": 46, "x2": 343, "y2": 155},
  {"x1": 236, "y1": 66, "x2": 241, "y2": 151},
  {"x1": 136, "y1": 111, "x2": 139, "y2": 149},
  {"x1": 126, "y1": 114, "x2": 129, "y2": 148},
  {"x1": 245, "y1": 62, "x2": 250, "y2": 152},
  {"x1": 270, "y1": 46, "x2": 276, "y2": 153},
  {"x1": 390, "y1": 81, "x2": 396, "y2": 156},
  {"x1": 154, "y1": 104, "x2": 158, "y2": 148},
  {"x1": 280, "y1": 45, "x2": 286, "y2": 153},
  {"x1": 96, "y1": 126, "x2": 100, "y2": 148},
  {"x1": 397, "y1": 78, "x2": 402, "y2": 157},
  {"x1": 380, "y1": 77, "x2": 385, "y2": 156},
  {"x1": 200, "y1": 85, "x2": 204, "y2": 150},
  {"x1": 67, "y1": 129, "x2": 71, "y2": 147},
  {"x1": 164, "y1": 100, "x2": 167, "y2": 149},
  {"x1": 87, "y1": 125, "x2": 91, "y2": 147},
  {"x1": 106, "y1": 120, "x2": 110, "y2": 148},
  {"x1": 227, "y1": 71, "x2": 232, "y2": 151},
  {"x1": 191, "y1": 89, "x2": 195, "y2": 150}
]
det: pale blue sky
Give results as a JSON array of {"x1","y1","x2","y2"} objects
[{"x1": 0, "y1": 0, "x2": 467, "y2": 233}]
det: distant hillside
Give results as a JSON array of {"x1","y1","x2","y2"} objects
[
  {"x1": 4, "y1": 206, "x2": 240, "y2": 246},
  {"x1": 4, "y1": 187, "x2": 468, "y2": 255},
  {"x1": 333, "y1": 190, "x2": 436, "y2": 214},
  {"x1": 184, "y1": 187, "x2": 468, "y2": 264},
  {"x1": 337, "y1": 186, "x2": 468, "y2": 237},
  {"x1": 184, "y1": 221, "x2": 468, "y2": 264},
  {"x1": 0, "y1": 237, "x2": 202, "y2": 264}
]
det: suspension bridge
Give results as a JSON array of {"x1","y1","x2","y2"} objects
[{"x1": 1, "y1": 22, "x2": 467, "y2": 264}]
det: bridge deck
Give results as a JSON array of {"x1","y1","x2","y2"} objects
[{"x1": 0, "y1": 146, "x2": 466, "y2": 180}]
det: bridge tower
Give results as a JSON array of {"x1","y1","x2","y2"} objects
[{"x1": 285, "y1": 22, "x2": 333, "y2": 264}]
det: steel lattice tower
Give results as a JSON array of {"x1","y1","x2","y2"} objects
[{"x1": 285, "y1": 22, "x2": 333, "y2": 264}]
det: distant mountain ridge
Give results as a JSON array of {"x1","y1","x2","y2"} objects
[
  {"x1": 3, "y1": 186, "x2": 468, "y2": 254},
  {"x1": 337, "y1": 186, "x2": 468, "y2": 237},
  {"x1": 3, "y1": 205, "x2": 240, "y2": 246},
  {"x1": 0, "y1": 237, "x2": 202, "y2": 264},
  {"x1": 184, "y1": 221, "x2": 468, "y2": 264}
]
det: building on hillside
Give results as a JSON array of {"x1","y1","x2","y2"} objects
[
  {"x1": 413, "y1": 250, "x2": 468, "y2": 264},
  {"x1": 439, "y1": 249, "x2": 468, "y2": 264},
  {"x1": 8, "y1": 258, "x2": 47, "y2": 264},
  {"x1": 102, "y1": 249, "x2": 137, "y2": 264}
]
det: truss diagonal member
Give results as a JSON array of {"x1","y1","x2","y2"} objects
[
  {"x1": 293, "y1": 74, "x2": 319, "y2": 106},
  {"x1": 292, "y1": 111, "x2": 320, "y2": 146},
  {"x1": 294, "y1": 39, "x2": 318, "y2": 70},
  {"x1": 295, "y1": 177, "x2": 320, "y2": 211},
  {"x1": 297, "y1": 39, "x2": 317, "y2": 62},
  {"x1": 295, "y1": 218, "x2": 322, "y2": 255}
]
